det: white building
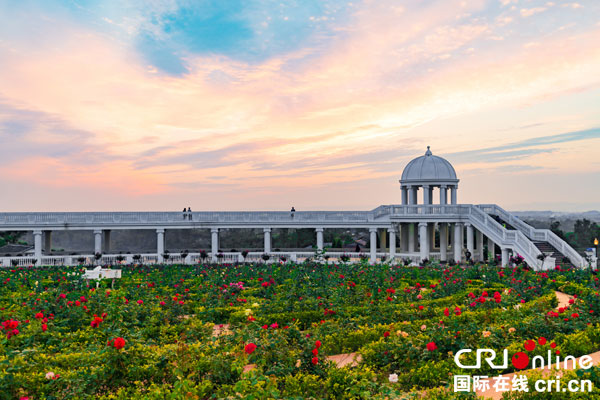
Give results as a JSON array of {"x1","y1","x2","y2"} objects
[{"x1": 0, "y1": 148, "x2": 583, "y2": 269}]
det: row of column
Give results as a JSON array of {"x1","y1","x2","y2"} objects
[
  {"x1": 401, "y1": 184, "x2": 458, "y2": 205},
  {"x1": 33, "y1": 229, "x2": 111, "y2": 259},
  {"x1": 30, "y1": 225, "x2": 512, "y2": 266}
]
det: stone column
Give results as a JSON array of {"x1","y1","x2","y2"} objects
[
  {"x1": 419, "y1": 222, "x2": 429, "y2": 262},
  {"x1": 211, "y1": 228, "x2": 219, "y2": 262},
  {"x1": 428, "y1": 223, "x2": 435, "y2": 251},
  {"x1": 33, "y1": 230, "x2": 42, "y2": 262},
  {"x1": 440, "y1": 185, "x2": 447, "y2": 205},
  {"x1": 102, "y1": 230, "x2": 111, "y2": 253},
  {"x1": 440, "y1": 223, "x2": 448, "y2": 261},
  {"x1": 388, "y1": 227, "x2": 396, "y2": 260},
  {"x1": 156, "y1": 229, "x2": 165, "y2": 262},
  {"x1": 264, "y1": 228, "x2": 272, "y2": 253},
  {"x1": 423, "y1": 185, "x2": 431, "y2": 205},
  {"x1": 501, "y1": 247, "x2": 509, "y2": 267},
  {"x1": 410, "y1": 186, "x2": 418, "y2": 205},
  {"x1": 369, "y1": 228, "x2": 377, "y2": 263},
  {"x1": 466, "y1": 223, "x2": 474, "y2": 259},
  {"x1": 401, "y1": 223, "x2": 409, "y2": 252},
  {"x1": 451, "y1": 185, "x2": 458, "y2": 204},
  {"x1": 379, "y1": 228, "x2": 387, "y2": 251},
  {"x1": 453, "y1": 223, "x2": 462, "y2": 262},
  {"x1": 476, "y1": 230, "x2": 484, "y2": 261},
  {"x1": 43, "y1": 231, "x2": 52, "y2": 253},
  {"x1": 408, "y1": 224, "x2": 415, "y2": 252},
  {"x1": 401, "y1": 186, "x2": 408, "y2": 205},
  {"x1": 488, "y1": 237, "x2": 495, "y2": 262},
  {"x1": 316, "y1": 227, "x2": 324, "y2": 250},
  {"x1": 93, "y1": 229, "x2": 102, "y2": 254}
]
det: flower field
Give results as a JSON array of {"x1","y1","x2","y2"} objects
[{"x1": 1, "y1": 261, "x2": 600, "y2": 399}]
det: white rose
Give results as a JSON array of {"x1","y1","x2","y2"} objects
[
  {"x1": 388, "y1": 373, "x2": 398, "y2": 383},
  {"x1": 45, "y1": 371, "x2": 55, "y2": 380}
]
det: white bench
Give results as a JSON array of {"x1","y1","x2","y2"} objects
[{"x1": 82, "y1": 266, "x2": 122, "y2": 287}]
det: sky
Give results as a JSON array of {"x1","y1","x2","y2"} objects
[{"x1": 0, "y1": 0, "x2": 599, "y2": 212}]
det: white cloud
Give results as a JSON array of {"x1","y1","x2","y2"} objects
[{"x1": 520, "y1": 7, "x2": 547, "y2": 17}]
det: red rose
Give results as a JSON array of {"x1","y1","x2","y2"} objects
[
  {"x1": 315, "y1": 340, "x2": 322, "y2": 349},
  {"x1": 245, "y1": 343, "x2": 257, "y2": 354},
  {"x1": 312, "y1": 348, "x2": 318, "y2": 356},
  {"x1": 524, "y1": 340, "x2": 536, "y2": 352},
  {"x1": 538, "y1": 337, "x2": 547, "y2": 346},
  {"x1": 444, "y1": 308, "x2": 449, "y2": 317},
  {"x1": 111, "y1": 337, "x2": 126, "y2": 350},
  {"x1": 41, "y1": 323, "x2": 47, "y2": 332},
  {"x1": 426, "y1": 342, "x2": 437, "y2": 351},
  {"x1": 311, "y1": 356, "x2": 318, "y2": 365},
  {"x1": 383, "y1": 331, "x2": 390, "y2": 338}
]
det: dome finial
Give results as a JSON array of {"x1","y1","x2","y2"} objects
[{"x1": 425, "y1": 146, "x2": 432, "y2": 156}]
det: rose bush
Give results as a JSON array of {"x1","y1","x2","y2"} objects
[{"x1": 0, "y1": 261, "x2": 598, "y2": 398}]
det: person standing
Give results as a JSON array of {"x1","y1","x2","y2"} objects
[
  {"x1": 187, "y1": 207, "x2": 192, "y2": 221},
  {"x1": 182, "y1": 207, "x2": 187, "y2": 220}
]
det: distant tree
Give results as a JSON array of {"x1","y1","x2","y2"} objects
[
  {"x1": 573, "y1": 219, "x2": 600, "y2": 249},
  {"x1": 0, "y1": 231, "x2": 25, "y2": 247},
  {"x1": 550, "y1": 221, "x2": 566, "y2": 240}
]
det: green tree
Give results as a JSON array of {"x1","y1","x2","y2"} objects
[
  {"x1": 0, "y1": 231, "x2": 25, "y2": 248},
  {"x1": 572, "y1": 219, "x2": 600, "y2": 249}
]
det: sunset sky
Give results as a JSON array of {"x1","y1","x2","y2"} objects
[{"x1": 1, "y1": 0, "x2": 599, "y2": 212}]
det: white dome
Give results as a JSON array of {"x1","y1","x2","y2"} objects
[{"x1": 400, "y1": 146, "x2": 458, "y2": 185}]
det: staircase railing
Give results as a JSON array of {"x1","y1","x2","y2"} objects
[
  {"x1": 466, "y1": 206, "x2": 543, "y2": 269},
  {"x1": 477, "y1": 204, "x2": 585, "y2": 268}
]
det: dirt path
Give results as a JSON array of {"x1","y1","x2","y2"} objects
[{"x1": 554, "y1": 290, "x2": 573, "y2": 310}]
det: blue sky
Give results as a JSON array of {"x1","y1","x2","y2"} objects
[{"x1": 0, "y1": 0, "x2": 599, "y2": 211}]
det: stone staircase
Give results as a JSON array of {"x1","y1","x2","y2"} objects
[
  {"x1": 533, "y1": 241, "x2": 573, "y2": 269},
  {"x1": 484, "y1": 208, "x2": 580, "y2": 269}
]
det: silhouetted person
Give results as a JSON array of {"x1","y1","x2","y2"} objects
[
  {"x1": 290, "y1": 207, "x2": 295, "y2": 218},
  {"x1": 355, "y1": 243, "x2": 360, "y2": 253},
  {"x1": 182, "y1": 207, "x2": 187, "y2": 220},
  {"x1": 187, "y1": 207, "x2": 192, "y2": 221}
]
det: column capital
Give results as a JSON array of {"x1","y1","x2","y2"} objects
[
  {"x1": 440, "y1": 184, "x2": 448, "y2": 189},
  {"x1": 315, "y1": 227, "x2": 324, "y2": 232},
  {"x1": 33, "y1": 230, "x2": 42, "y2": 235},
  {"x1": 156, "y1": 228, "x2": 165, "y2": 234},
  {"x1": 464, "y1": 222, "x2": 472, "y2": 228},
  {"x1": 93, "y1": 229, "x2": 102, "y2": 234},
  {"x1": 369, "y1": 227, "x2": 378, "y2": 233},
  {"x1": 387, "y1": 227, "x2": 396, "y2": 233},
  {"x1": 263, "y1": 227, "x2": 272, "y2": 233},
  {"x1": 211, "y1": 228, "x2": 220, "y2": 233},
  {"x1": 418, "y1": 222, "x2": 428, "y2": 228},
  {"x1": 422, "y1": 184, "x2": 430, "y2": 189}
]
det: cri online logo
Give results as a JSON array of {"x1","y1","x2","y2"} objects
[{"x1": 454, "y1": 348, "x2": 593, "y2": 371}]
